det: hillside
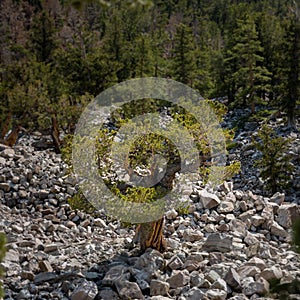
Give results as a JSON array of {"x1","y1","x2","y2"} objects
[{"x1": 0, "y1": 110, "x2": 299, "y2": 300}]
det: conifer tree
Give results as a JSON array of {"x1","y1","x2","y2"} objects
[
  {"x1": 170, "y1": 23, "x2": 197, "y2": 87},
  {"x1": 228, "y1": 14, "x2": 271, "y2": 112},
  {"x1": 253, "y1": 124, "x2": 295, "y2": 194},
  {"x1": 282, "y1": 2, "x2": 299, "y2": 129},
  {"x1": 29, "y1": 10, "x2": 57, "y2": 62}
]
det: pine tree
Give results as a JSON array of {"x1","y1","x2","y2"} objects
[
  {"x1": 170, "y1": 23, "x2": 197, "y2": 87},
  {"x1": 228, "y1": 14, "x2": 271, "y2": 112},
  {"x1": 282, "y1": 2, "x2": 300, "y2": 129},
  {"x1": 29, "y1": 10, "x2": 57, "y2": 62},
  {"x1": 253, "y1": 124, "x2": 295, "y2": 194},
  {"x1": 256, "y1": 11, "x2": 285, "y2": 103}
]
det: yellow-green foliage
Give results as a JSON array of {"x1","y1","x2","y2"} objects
[
  {"x1": 110, "y1": 185, "x2": 165, "y2": 203},
  {"x1": 61, "y1": 134, "x2": 74, "y2": 172},
  {"x1": 176, "y1": 201, "x2": 190, "y2": 215},
  {"x1": 64, "y1": 98, "x2": 240, "y2": 215},
  {"x1": 68, "y1": 189, "x2": 95, "y2": 215},
  {"x1": 0, "y1": 233, "x2": 6, "y2": 298}
]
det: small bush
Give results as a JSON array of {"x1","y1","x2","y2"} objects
[{"x1": 253, "y1": 124, "x2": 294, "y2": 194}]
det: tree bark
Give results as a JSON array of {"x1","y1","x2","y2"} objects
[
  {"x1": 135, "y1": 217, "x2": 166, "y2": 253},
  {"x1": 135, "y1": 160, "x2": 181, "y2": 253}
]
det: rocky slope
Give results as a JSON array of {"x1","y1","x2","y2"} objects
[{"x1": 0, "y1": 117, "x2": 300, "y2": 300}]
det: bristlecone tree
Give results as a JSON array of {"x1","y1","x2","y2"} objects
[{"x1": 89, "y1": 98, "x2": 240, "y2": 253}]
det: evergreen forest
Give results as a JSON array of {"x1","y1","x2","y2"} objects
[{"x1": 0, "y1": 0, "x2": 299, "y2": 132}]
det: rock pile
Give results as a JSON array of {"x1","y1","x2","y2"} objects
[{"x1": 0, "y1": 131, "x2": 300, "y2": 300}]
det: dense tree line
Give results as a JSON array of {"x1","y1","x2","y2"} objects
[{"x1": 0, "y1": 0, "x2": 299, "y2": 132}]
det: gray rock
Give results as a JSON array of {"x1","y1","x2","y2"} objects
[
  {"x1": 202, "y1": 233, "x2": 233, "y2": 253},
  {"x1": 98, "y1": 288, "x2": 120, "y2": 300},
  {"x1": 270, "y1": 192, "x2": 285, "y2": 205},
  {"x1": 217, "y1": 201, "x2": 235, "y2": 213},
  {"x1": 44, "y1": 243, "x2": 59, "y2": 253},
  {"x1": 20, "y1": 271, "x2": 35, "y2": 281},
  {"x1": 227, "y1": 294, "x2": 249, "y2": 300},
  {"x1": 167, "y1": 270, "x2": 190, "y2": 288},
  {"x1": 199, "y1": 190, "x2": 221, "y2": 209},
  {"x1": 39, "y1": 190, "x2": 49, "y2": 199},
  {"x1": 277, "y1": 203, "x2": 300, "y2": 229},
  {"x1": 167, "y1": 255, "x2": 184, "y2": 270},
  {"x1": 34, "y1": 272, "x2": 57, "y2": 284},
  {"x1": 11, "y1": 224, "x2": 23, "y2": 233},
  {"x1": 250, "y1": 216, "x2": 265, "y2": 227},
  {"x1": 115, "y1": 280, "x2": 145, "y2": 300},
  {"x1": 245, "y1": 257, "x2": 266, "y2": 271},
  {"x1": 71, "y1": 279, "x2": 98, "y2": 300},
  {"x1": 39, "y1": 260, "x2": 53, "y2": 272},
  {"x1": 211, "y1": 278, "x2": 228, "y2": 291},
  {"x1": 102, "y1": 265, "x2": 130, "y2": 286},
  {"x1": 94, "y1": 218, "x2": 107, "y2": 227},
  {"x1": 190, "y1": 271, "x2": 205, "y2": 287},
  {"x1": 184, "y1": 287, "x2": 205, "y2": 300},
  {"x1": 270, "y1": 221, "x2": 288, "y2": 237},
  {"x1": 150, "y1": 279, "x2": 170, "y2": 296},
  {"x1": 0, "y1": 183, "x2": 10, "y2": 192},
  {"x1": 238, "y1": 266, "x2": 261, "y2": 279},
  {"x1": 244, "y1": 233, "x2": 259, "y2": 246},
  {"x1": 242, "y1": 277, "x2": 269, "y2": 296},
  {"x1": 4, "y1": 249, "x2": 19, "y2": 262},
  {"x1": 1, "y1": 148, "x2": 15, "y2": 158},
  {"x1": 259, "y1": 266, "x2": 283, "y2": 281},
  {"x1": 205, "y1": 270, "x2": 221, "y2": 283},
  {"x1": 224, "y1": 268, "x2": 241, "y2": 290},
  {"x1": 165, "y1": 208, "x2": 178, "y2": 220},
  {"x1": 183, "y1": 229, "x2": 204, "y2": 242},
  {"x1": 16, "y1": 289, "x2": 31, "y2": 300},
  {"x1": 206, "y1": 288, "x2": 227, "y2": 300}
]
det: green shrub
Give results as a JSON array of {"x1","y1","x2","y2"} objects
[
  {"x1": 253, "y1": 124, "x2": 294, "y2": 194},
  {"x1": 65, "y1": 98, "x2": 240, "y2": 218},
  {"x1": 68, "y1": 189, "x2": 95, "y2": 215}
]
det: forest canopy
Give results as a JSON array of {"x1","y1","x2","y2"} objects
[{"x1": 0, "y1": 0, "x2": 299, "y2": 132}]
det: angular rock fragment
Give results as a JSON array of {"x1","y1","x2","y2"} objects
[
  {"x1": 71, "y1": 279, "x2": 98, "y2": 300},
  {"x1": 167, "y1": 270, "x2": 190, "y2": 288},
  {"x1": 115, "y1": 280, "x2": 145, "y2": 300},
  {"x1": 202, "y1": 233, "x2": 233, "y2": 253},
  {"x1": 277, "y1": 204, "x2": 300, "y2": 229},
  {"x1": 199, "y1": 190, "x2": 221, "y2": 209},
  {"x1": 150, "y1": 279, "x2": 170, "y2": 296},
  {"x1": 224, "y1": 268, "x2": 241, "y2": 290}
]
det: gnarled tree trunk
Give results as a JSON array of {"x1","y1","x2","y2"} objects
[
  {"x1": 135, "y1": 160, "x2": 181, "y2": 253},
  {"x1": 135, "y1": 217, "x2": 166, "y2": 253}
]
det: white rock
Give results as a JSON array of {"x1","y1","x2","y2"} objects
[
  {"x1": 206, "y1": 288, "x2": 227, "y2": 300},
  {"x1": 165, "y1": 208, "x2": 178, "y2": 220},
  {"x1": 199, "y1": 190, "x2": 221, "y2": 209}
]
